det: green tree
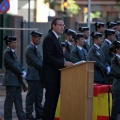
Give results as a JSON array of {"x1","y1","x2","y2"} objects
[
  {"x1": 61, "y1": 0, "x2": 80, "y2": 15},
  {"x1": 44, "y1": 0, "x2": 56, "y2": 9}
]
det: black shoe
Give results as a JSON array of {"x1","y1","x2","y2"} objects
[{"x1": 26, "y1": 114, "x2": 35, "y2": 120}]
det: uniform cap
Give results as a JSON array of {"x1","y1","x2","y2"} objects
[
  {"x1": 3, "y1": 35, "x2": 16, "y2": 42},
  {"x1": 79, "y1": 27, "x2": 89, "y2": 32},
  {"x1": 106, "y1": 22, "x2": 117, "y2": 28},
  {"x1": 113, "y1": 40, "x2": 120, "y2": 47},
  {"x1": 94, "y1": 22, "x2": 104, "y2": 27},
  {"x1": 105, "y1": 29, "x2": 115, "y2": 35},
  {"x1": 115, "y1": 21, "x2": 120, "y2": 25},
  {"x1": 31, "y1": 31, "x2": 42, "y2": 37},
  {"x1": 64, "y1": 28, "x2": 75, "y2": 35},
  {"x1": 91, "y1": 32, "x2": 103, "y2": 38},
  {"x1": 73, "y1": 33, "x2": 84, "y2": 39}
]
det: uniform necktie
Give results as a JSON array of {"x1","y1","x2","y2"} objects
[
  {"x1": 82, "y1": 48, "x2": 88, "y2": 60},
  {"x1": 34, "y1": 46, "x2": 38, "y2": 57},
  {"x1": 13, "y1": 51, "x2": 17, "y2": 60}
]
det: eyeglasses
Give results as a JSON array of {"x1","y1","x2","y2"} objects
[{"x1": 56, "y1": 24, "x2": 65, "y2": 27}]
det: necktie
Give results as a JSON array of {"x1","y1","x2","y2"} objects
[
  {"x1": 98, "y1": 48, "x2": 104, "y2": 56},
  {"x1": 13, "y1": 52, "x2": 17, "y2": 60},
  {"x1": 58, "y1": 37, "x2": 61, "y2": 46},
  {"x1": 82, "y1": 48, "x2": 88, "y2": 60},
  {"x1": 34, "y1": 46, "x2": 38, "y2": 57}
]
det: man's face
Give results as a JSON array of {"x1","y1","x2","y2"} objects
[
  {"x1": 77, "y1": 37, "x2": 85, "y2": 46},
  {"x1": 84, "y1": 31, "x2": 89, "y2": 39},
  {"x1": 9, "y1": 41, "x2": 17, "y2": 49},
  {"x1": 67, "y1": 34, "x2": 73, "y2": 42},
  {"x1": 32, "y1": 36, "x2": 41, "y2": 45},
  {"x1": 97, "y1": 37, "x2": 103, "y2": 46},
  {"x1": 108, "y1": 34, "x2": 115, "y2": 42},
  {"x1": 53, "y1": 20, "x2": 65, "y2": 35},
  {"x1": 99, "y1": 26, "x2": 105, "y2": 33}
]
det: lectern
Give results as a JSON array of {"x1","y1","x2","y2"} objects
[{"x1": 60, "y1": 61, "x2": 94, "y2": 120}]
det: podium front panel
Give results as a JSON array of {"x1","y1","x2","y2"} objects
[{"x1": 60, "y1": 62, "x2": 94, "y2": 120}]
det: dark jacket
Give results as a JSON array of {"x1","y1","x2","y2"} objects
[
  {"x1": 3, "y1": 48, "x2": 23, "y2": 86},
  {"x1": 101, "y1": 40, "x2": 114, "y2": 65},
  {"x1": 64, "y1": 41, "x2": 73, "y2": 61},
  {"x1": 111, "y1": 55, "x2": 120, "y2": 90},
  {"x1": 88, "y1": 45, "x2": 109, "y2": 83},
  {"x1": 83, "y1": 41, "x2": 90, "y2": 52},
  {"x1": 25, "y1": 43, "x2": 42, "y2": 81},
  {"x1": 42, "y1": 31, "x2": 64, "y2": 83},
  {"x1": 70, "y1": 46, "x2": 88, "y2": 63},
  {"x1": 111, "y1": 55, "x2": 120, "y2": 120}
]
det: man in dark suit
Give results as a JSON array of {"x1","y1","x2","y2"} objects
[
  {"x1": 42, "y1": 17, "x2": 73, "y2": 120},
  {"x1": 25, "y1": 31, "x2": 43, "y2": 120},
  {"x1": 70, "y1": 33, "x2": 88, "y2": 63},
  {"x1": 3, "y1": 35, "x2": 26, "y2": 120},
  {"x1": 88, "y1": 32, "x2": 110, "y2": 84},
  {"x1": 64, "y1": 28, "x2": 75, "y2": 61},
  {"x1": 101, "y1": 29, "x2": 115, "y2": 65},
  {"x1": 79, "y1": 26, "x2": 90, "y2": 52}
]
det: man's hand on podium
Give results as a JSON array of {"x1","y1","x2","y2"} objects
[
  {"x1": 64, "y1": 61, "x2": 74, "y2": 67},
  {"x1": 74, "y1": 60, "x2": 86, "y2": 65}
]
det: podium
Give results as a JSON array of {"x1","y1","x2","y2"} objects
[{"x1": 60, "y1": 61, "x2": 94, "y2": 120}]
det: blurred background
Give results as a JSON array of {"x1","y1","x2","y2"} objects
[{"x1": 0, "y1": 0, "x2": 120, "y2": 71}]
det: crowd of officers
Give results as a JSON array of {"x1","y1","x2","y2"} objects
[
  {"x1": 63, "y1": 21, "x2": 120, "y2": 120},
  {"x1": 2, "y1": 19, "x2": 120, "y2": 120}
]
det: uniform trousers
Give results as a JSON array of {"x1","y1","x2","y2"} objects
[
  {"x1": 26, "y1": 80, "x2": 43, "y2": 118},
  {"x1": 4, "y1": 86, "x2": 26, "y2": 120}
]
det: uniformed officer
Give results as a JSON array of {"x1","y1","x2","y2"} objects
[
  {"x1": 110, "y1": 40, "x2": 120, "y2": 120},
  {"x1": 88, "y1": 32, "x2": 110, "y2": 84},
  {"x1": 101, "y1": 29, "x2": 115, "y2": 66},
  {"x1": 115, "y1": 21, "x2": 120, "y2": 41},
  {"x1": 94, "y1": 22, "x2": 105, "y2": 34},
  {"x1": 106, "y1": 21, "x2": 118, "y2": 41},
  {"x1": 25, "y1": 31, "x2": 43, "y2": 120},
  {"x1": 106, "y1": 21, "x2": 117, "y2": 30},
  {"x1": 79, "y1": 26, "x2": 90, "y2": 52},
  {"x1": 3, "y1": 35, "x2": 26, "y2": 120},
  {"x1": 70, "y1": 33, "x2": 88, "y2": 63},
  {"x1": 64, "y1": 28, "x2": 76, "y2": 61}
]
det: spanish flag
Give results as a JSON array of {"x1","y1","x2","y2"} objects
[{"x1": 55, "y1": 84, "x2": 112, "y2": 120}]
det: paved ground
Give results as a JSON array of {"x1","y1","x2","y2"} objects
[{"x1": 0, "y1": 88, "x2": 45, "y2": 120}]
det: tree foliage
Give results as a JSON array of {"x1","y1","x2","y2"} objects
[
  {"x1": 61, "y1": 0, "x2": 80, "y2": 15},
  {"x1": 44, "y1": 0, "x2": 56, "y2": 9}
]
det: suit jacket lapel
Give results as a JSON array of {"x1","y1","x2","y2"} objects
[{"x1": 50, "y1": 31, "x2": 63, "y2": 55}]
